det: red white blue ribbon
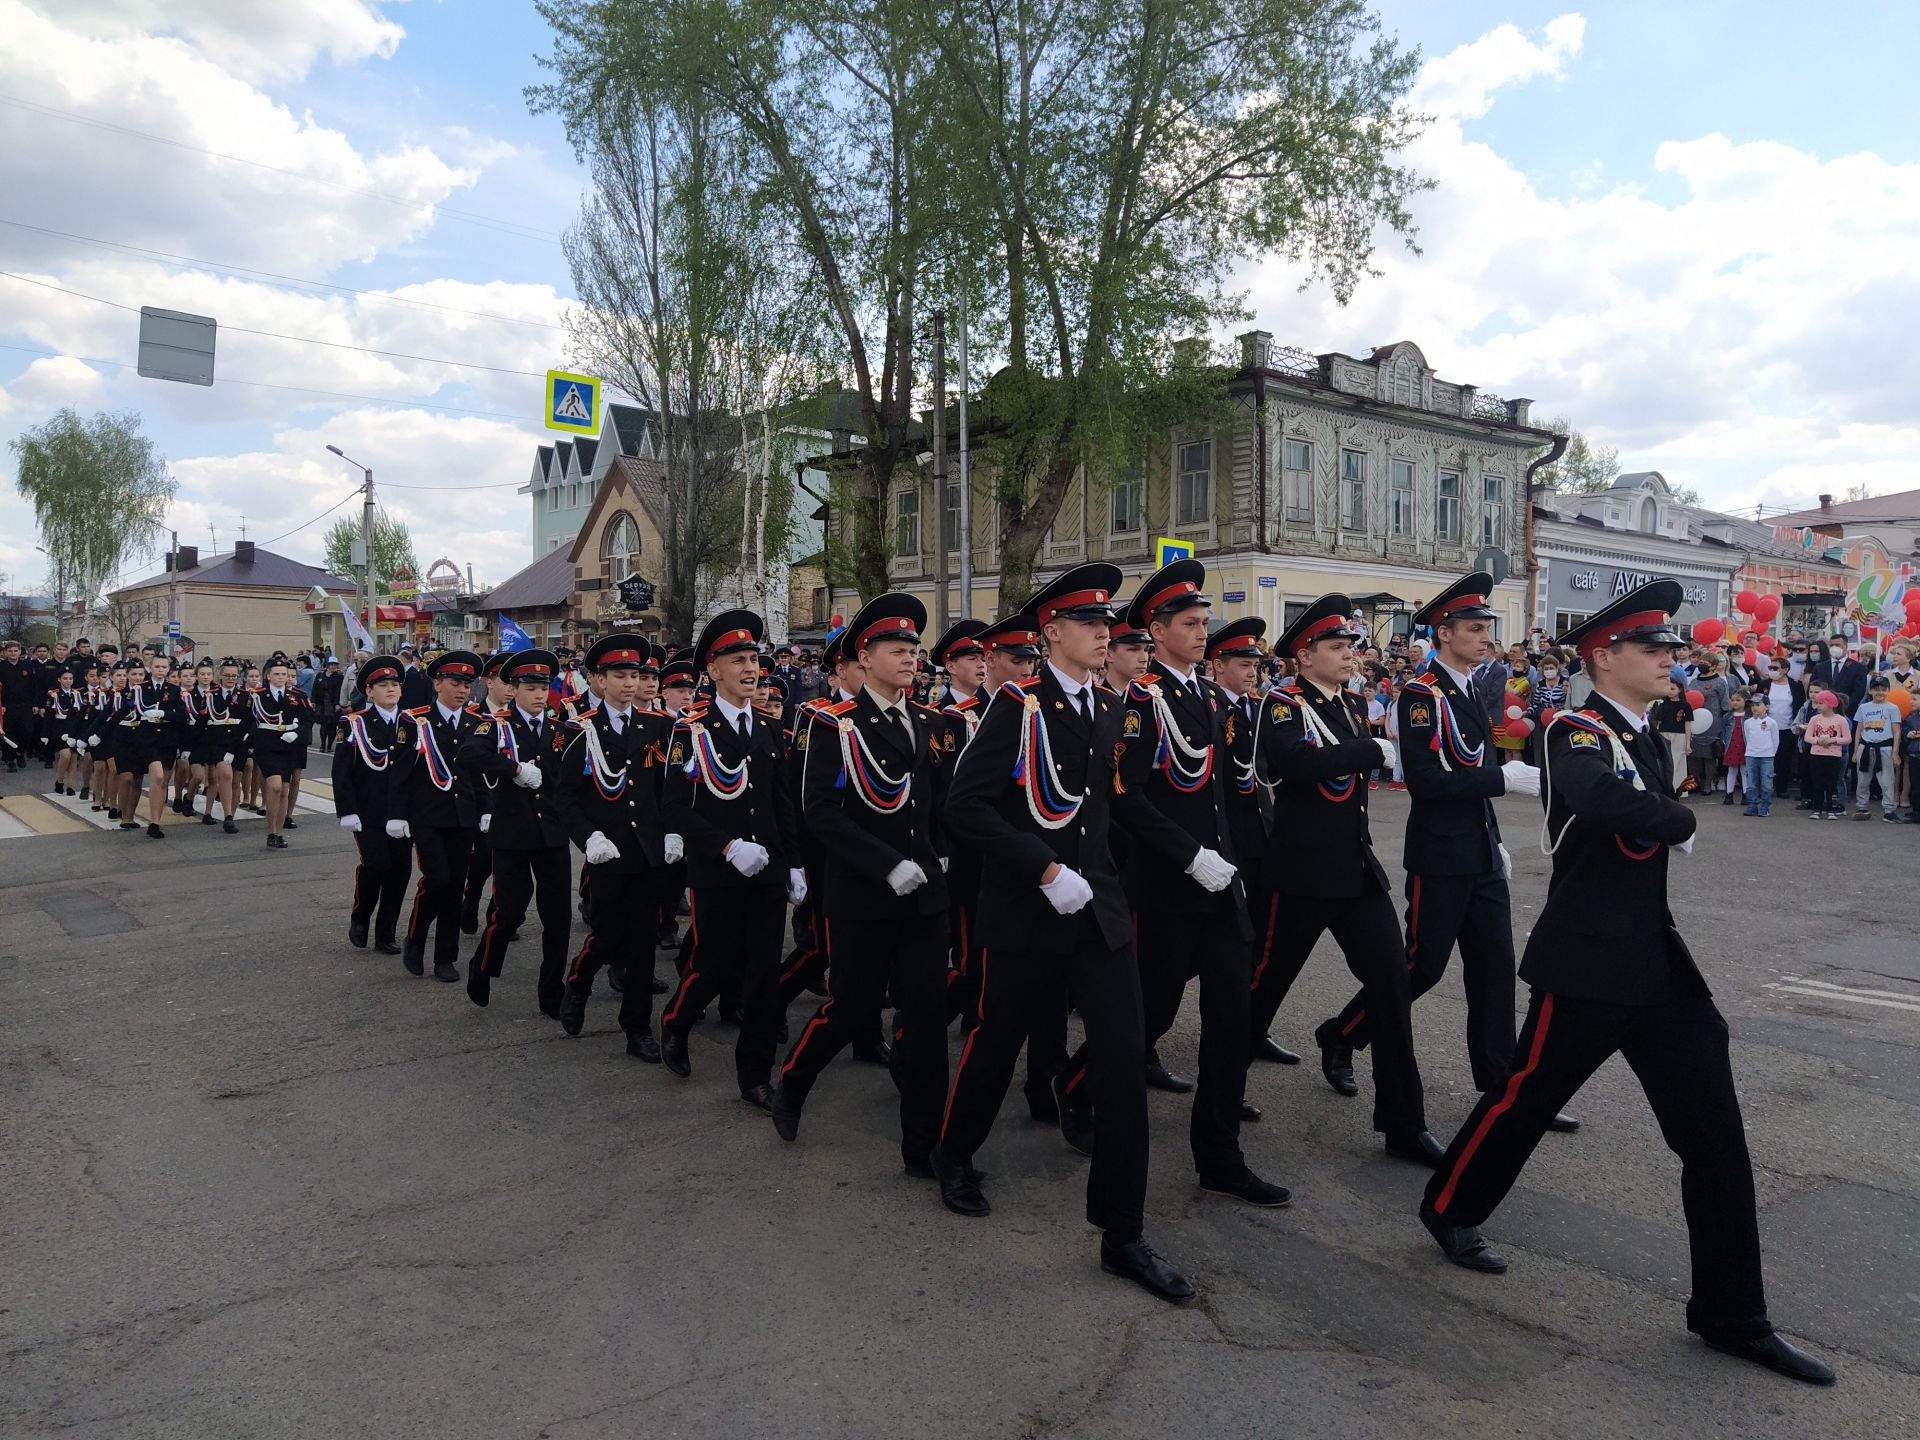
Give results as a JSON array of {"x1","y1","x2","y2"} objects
[
  {"x1": 684, "y1": 721, "x2": 748, "y2": 800},
  {"x1": 836, "y1": 716, "x2": 911, "y2": 813},
  {"x1": 1006, "y1": 683, "x2": 1082, "y2": 829},
  {"x1": 415, "y1": 714, "x2": 455, "y2": 791},
  {"x1": 343, "y1": 711, "x2": 393, "y2": 770}
]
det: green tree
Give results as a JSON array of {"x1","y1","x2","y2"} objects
[
  {"x1": 1533, "y1": 419, "x2": 1620, "y2": 494},
  {"x1": 915, "y1": 0, "x2": 1427, "y2": 602},
  {"x1": 323, "y1": 512, "x2": 418, "y2": 596},
  {"x1": 9, "y1": 409, "x2": 175, "y2": 608}
]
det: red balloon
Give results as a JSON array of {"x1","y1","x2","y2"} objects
[
  {"x1": 1755, "y1": 594, "x2": 1782, "y2": 622},
  {"x1": 1539, "y1": 707, "x2": 1559, "y2": 727},
  {"x1": 1904, "y1": 591, "x2": 1920, "y2": 614},
  {"x1": 1692, "y1": 617, "x2": 1725, "y2": 645},
  {"x1": 1735, "y1": 589, "x2": 1760, "y2": 615},
  {"x1": 1755, "y1": 635, "x2": 1777, "y2": 653},
  {"x1": 830, "y1": 613, "x2": 845, "y2": 628},
  {"x1": 1504, "y1": 717, "x2": 1534, "y2": 740},
  {"x1": 1685, "y1": 688, "x2": 1706, "y2": 709},
  {"x1": 1743, "y1": 648, "x2": 1760, "y2": 668}
]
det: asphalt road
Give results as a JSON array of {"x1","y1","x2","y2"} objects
[{"x1": 2, "y1": 762, "x2": 1916, "y2": 1439}]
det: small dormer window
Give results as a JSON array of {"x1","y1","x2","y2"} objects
[{"x1": 1392, "y1": 360, "x2": 1418, "y2": 407}]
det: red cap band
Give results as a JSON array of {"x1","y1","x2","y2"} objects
[
  {"x1": 703, "y1": 629, "x2": 753, "y2": 661},
  {"x1": 1292, "y1": 615, "x2": 1349, "y2": 656},
  {"x1": 983, "y1": 629, "x2": 1038, "y2": 652},
  {"x1": 438, "y1": 664, "x2": 476, "y2": 679},
  {"x1": 509, "y1": 665, "x2": 553, "y2": 684},
  {"x1": 857, "y1": 615, "x2": 919, "y2": 649},
  {"x1": 1578, "y1": 609, "x2": 1670, "y2": 658},
  {"x1": 601, "y1": 648, "x2": 642, "y2": 666},
  {"x1": 1035, "y1": 589, "x2": 1109, "y2": 625},
  {"x1": 1142, "y1": 580, "x2": 1201, "y2": 617},
  {"x1": 1433, "y1": 593, "x2": 1487, "y2": 620}
]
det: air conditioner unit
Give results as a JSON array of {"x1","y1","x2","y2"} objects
[{"x1": 463, "y1": 614, "x2": 488, "y2": 632}]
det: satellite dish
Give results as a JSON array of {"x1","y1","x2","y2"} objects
[{"x1": 1475, "y1": 546, "x2": 1510, "y2": 586}]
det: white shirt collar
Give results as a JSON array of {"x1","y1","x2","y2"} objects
[
  {"x1": 947, "y1": 684, "x2": 976, "y2": 703},
  {"x1": 604, "y1": 704, "x2": 632, "y2": 725},
  {"x1": 1158, "y1": 659, "x2": 1198, "y2": 689},
  {"x1": 1046, "y1": 659, "x2": 1092, "y2": 697},
  {"x1": 1432, "y1": 656, "x2": 1475, "y2": 694},
  {"x1": 863, "y1": 684, "x2": 909, "y2": 718},
  {"x1": 518, "y1": 705, "x2": 545, "y2": 727},
  {"x1": 270, "y1": 685, "x2": 284, "y2": 699},
  {"x1": 437, "y1": 702, "x2": 461, "y2": 723},
  {"x1": 1591, "y1": 690, "x2": 1649, "y2": 732},
  {"x1": 713, "y1": 693, "x2": 752, "y2": 731}
]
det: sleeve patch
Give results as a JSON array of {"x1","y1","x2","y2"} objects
[
  {"x1": 1269, "y1": 701, "x2": 1293, "y2": 723},
  {"x1": 1569, "y1": 729, "x2": 1601, "y2": 748},
  {"x1": 1407, "y1": 702, "x2": 1430, "y2": 727},
  {"x1": 1122, "y1": 709, "x2": 1142, "y2": 737}
]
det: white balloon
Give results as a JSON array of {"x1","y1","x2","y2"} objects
[{"x1": 1690, "y1": 707, "x2": 1715, "y2": 734}]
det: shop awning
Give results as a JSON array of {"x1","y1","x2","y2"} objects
[{"x1": 374, "y1": 604, "x2": 420, "y2": 622}]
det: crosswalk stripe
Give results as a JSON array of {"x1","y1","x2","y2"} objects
[
  {"x1": 0, "y1": 794, "x2": 93, "y2": 836},
  {"x1": 1778, "y1": 975, "x2": 1920, "y2": 1004},
  {"x1": 1767, "y1": 983, "x2": 1920, "y2": 1016}
]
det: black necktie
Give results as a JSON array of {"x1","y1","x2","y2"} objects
[
  {"x1": 736, "y1": 712, "x2": 750, "y2": 738},
  {"x1": 1073, "y1": 689, "x2": 1091, "y2": 726},
  {"x1": 530, "y1": 719, "x2": 541, "y2": 741},
  {"x1": 1187, "y1": 677, "x2": 1203, "y2": 705}
]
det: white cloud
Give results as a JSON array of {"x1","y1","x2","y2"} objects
[
  {"x1": 1251, "y1": 13, "x2": 1920, "y2": 512},
  {"x1": 23, "y1": 0, "x2": 405, "y2": 82}
]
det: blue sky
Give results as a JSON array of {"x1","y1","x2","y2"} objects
[{"x1": 2, "y1": 1, "x2": 1915, "y2": 595}]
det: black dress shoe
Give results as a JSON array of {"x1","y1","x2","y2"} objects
[
  {"x1": 432, "y1": 962, "x2": 460, "y2": 983},
  {"x1": 1144, "y1": 1051, "x2": 1195, "y2": 1093},
  {"x1": 626, "y1": 1032, "x2": 662, "y2": 1064},
  {"x1": 1700, "y1": 1330, "x2": 1835, "y2": 1385},
  {"x1": 1546, "y1": 1111, "x2": 1580, "y2": 1133},
  {"x1": 281, "y1": 817, "x2": 297, "y2": 829},
  {"x1": 607, "y1": 967, "x2": 625, "y2": 994},
  {"x1": 771, "y1": 1085, "x2": 801, "y2": 1141},
  {"x1": 538, "y1": 994, "x2": 562, "y2": 1020},
  {"x1": 902, "y1": 1156, "x2": 934, "y2": 1180},
  {"x1": 200, "y1": 811, "x2": 215, "y2": 825},
  {"x1": 375, "y1": 939, "x2": 401, "y2": 955},
  {"x1": 1253, "y1": 1034, "x2": 1302, "y2": 1064},
  {"x1": 1199, "y1": 1167, "x2": 1291, "y2": 1207},
  {"x1": 1321, "y1": 1042, "x2": 1359, "y2": 1097},
  {"x1": 661, "y1": 1029, "x2": 690, "y2": 1077},
  {"x1": 147, "y1": 822, "x2": 165, "y2": 839},
  {"x1": 852, "y1": 1038, "x2": 892, "y2": 1065},
  {"x1": 930, "y1": 1144, "x2": 989, "y2": 1217},
  {"x1": 739, "y1": 1082, "x2": 775, "y2": 1114},
  {"x1": 1052, "y1": 1076, "x2": 1094, "y2": 1156},
  {"x1": 1385, "y1": 1130, "x2": 1447, "y2": 1167},
  {"x1": 459, "y1": 910, "x2": 479, "y2": 936},
  {"x1": 650, "y1": 975, "x2": 669, "y2": 995},
  {"x1": 348, "y1": 921, "x2": 369, "y2": 949},
  {"x1": 466, "y1": 965, "x2": 490, "y2": 1007},
  {"x1": 1419, "y1": 1200, "x2": 1508, "y2": 1273},
  {"x1": 1238, "y1": 1100, "x2": 1262, "y2": 1122},
  {"x1": 223, "y1": 818, "x2": 237, "y2": 834},
  {"x1": 558, "y1": 988, "x2": 587, "y2": 1036},
  {"x1": 1099, "y1": 1234, "x2": 1195, "y2": 1303},
  {"x1": 1025, "y1": 1084, "x2": 1060, "y2": 1124},
  {"x1": 403, "y1": 942, "x2": 427, "y2": 976}
]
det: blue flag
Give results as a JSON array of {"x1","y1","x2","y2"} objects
[{"x1": 498, "y1": 614, "x2": 533, "y2": 652}]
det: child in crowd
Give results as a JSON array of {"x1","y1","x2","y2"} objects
[
  {"x1": 1802, "y1": 690, "x2": 1851, "y2": 820},
  {"x1": 1851, "y1": 674, "x2": 1902, "y2": 821},
  {"x1": 1720, "y1": 687, "x2": 1747, "y2": 806},
  {"x1": 1382, "y1": 677, "x2": 1406, "y2": 790},
  {"x1": 1741, "y1": 692, "x2": 1778, "y2": 817}
]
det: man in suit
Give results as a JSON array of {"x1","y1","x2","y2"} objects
[
  {"x1": 1248, "y1": 595, "x2": 1440, "y2": 1164},
  {"x1": 396, "y1": 645, "x2": 432, "y2": 711},
  {"x1": 1315, "y1": 573, "x2": 1577, "y2": 1137},
  {"x1": 332, "y1": 654, "x2": 411, "y2": 955},
  {"x1": 935, "y1": 563, "x2": 1195, "y2": 1304},
  {"x1": 1420, "y1": 581, "x2": 1833, "y2": 1387},
  {"x1": 388, "y1": 651, "x2": 488, "y2": 982},
  {"x1": 772, "y1": 594, "x2": 951, "y2": 1172}
]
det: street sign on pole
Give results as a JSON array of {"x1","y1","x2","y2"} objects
[
  {"x1": 166, "y1": 619, "x2": 182, "y2": 639},
  {"x1": 138, "y1": 307, "x2": 216, "y2": 386},
  {"x1": 1154, "y1": 536, "x2": 1194, "y2": 568},
  {"x1": 546, "y1": 370, "x2": 600, "y2": 434}
]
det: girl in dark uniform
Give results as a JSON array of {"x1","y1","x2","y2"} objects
[
  {"x1": 46, "y1": 668, "x2": 87, "y2": 795},
  {"x1": 250, "y1": 657, "x2": 303, "y2": 849},
  {"x1": 117, "y1": 655, "x2": 183, "y2": 838}
]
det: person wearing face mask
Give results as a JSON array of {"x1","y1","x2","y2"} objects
[
  {"x1": 333, "y1": 656, "x2": 412, "y2": 954},
  {"x1": 1528, "y1": 653, "x2": 1570, "y2": 765}
]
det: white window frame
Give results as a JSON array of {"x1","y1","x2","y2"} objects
[
  {"x1": 1437, "y1": 469, "x2": 1462, "y2": 543},
  {"x1": 1483, "y1": 473, "x2": 1507, "y2": 546},
  {"x1": 1110, "y1": 469, "x2": 1144, "y2": 535},
  {"x1": 1281, "y1": 439, "x2": 1313, "y2": 523},
  {"x1": 1339, "y1": 449, "x2": 1366, "y2": 531},
  {"x1": 894, "y1": 488, "x2": 920, "y2": 557},
  {"x1": 1389, "y1": 459, "x2": 1414, "y2": 537},
  {"x1": 548, "y1": 488, "x2": 561, "y2": 512},
  {"x1": 602, "y1": 513, "x2": 642, "y2": 582},
  {"x1": 1176, "y1": 439, "x2": 1212, "y2": 526}
]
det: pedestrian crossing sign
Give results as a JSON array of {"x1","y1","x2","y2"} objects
[
  {"x1": 545, "y1": 370, "x2": 600, "y2": 434},
  {"x1": 1154, "y1": 536, "x2": 1193, "y2": 568}
]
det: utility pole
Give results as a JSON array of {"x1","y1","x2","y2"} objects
[
  {"x1": 325, "y1": 444, "x2": 376, "y2": 649},
  {"x1": 930, "y1": 309, "x2": 949, "y2": 639},
  {"x1": 956, "y1": 291, "x2": 973, "y2": 620},
  {"x1": 167, "y1": 528, "x2": 179, "y2": 651}
]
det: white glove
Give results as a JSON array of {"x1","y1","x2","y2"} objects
[
  {"x1": 584, "y1": 831, "x2": 620, "y2": 864},
  {"x1": 787, "y1": 868, "x2": 808, "y2": 906},
  {"x1": 886, "y1": 860, "x2": 929, "y2": 895},
  {"x1": 60, "y1": 734, "x2": 73, "y2": 748},
  {"x1": 1500, "y1": 760, "x2": 1541, "y2": 797},
  {"x1": 939, "y1": 856, "x2": 949, "y2": 872},
  {"x1": 663, "y1": 833, "x2": 684, "y2": 863},
  {"x1": 220, "y1": 752, "x2": 234, "y2": 764},
  {"x1": 340, "y1": 814, "x2": 362, "y2": 833},
  {"x1": 1672, "y1": 834, "x2": 1695, "y2": 857},
  {"x1": 1184, "y1": 846, "x2": 1237, "y2": 893},
  {"x1": 726, "y1": 839, "x2": 771, "y2": 877},
  {"x1": 386, "y1": 819, "x2": 410, "y2": 840},
  {"x1": 1040, "y1": 864, "x2": 1094, "y2": 915},
  {"x1": 480, "y1": 814, "x2": 492, "y2": 834},
  {"x1": 141, "y1": 707, "x2": 165, "y2": 722},
  {"x1": 1497, "y1": 842, "x2": 1512, "y2": 880},
  {"x1": 514, "y1": 761, "x2": 542, "y2": 789},
  {"x1": 1373, "y1": 738, "x2": 1396, "y2": 769},
  {"x1": 280, "y1": 730, "x2": 298, "y2": 744}
]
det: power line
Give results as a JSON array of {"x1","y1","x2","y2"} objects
[
  {"x1": 0, "y1": 218, "x2": 570, "y2": 332},
  {"x1": 0, "y1": 270, "x2": 554, "y2": 378},
  {"x1": 0, "y1": 92, "x2": 564, "y2": 247},
  {"x1": 258, "y1": 490, "x2": 363, "y2": 547}
]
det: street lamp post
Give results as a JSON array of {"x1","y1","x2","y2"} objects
[{"x1": 325, "y1": 445, "x2": 376, "y2": 651}]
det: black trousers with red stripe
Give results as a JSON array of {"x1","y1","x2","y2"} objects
[
  {"x1": 564, "y1": 861, "x2": 660, "y2": 1036},
  {"x1": 472, "y1": 844, "x2": 572, "y2": 1004},
  {"x1": 1426, "y1": 982, "x2": 1770, "y2": 1341},
  {"x1": 351, "y1": 831, "x2": 412, "y2": 943},
  {"x1": 1322, "y1": 869, "x2": 1518, "y2": 1092},
  {"x1": 408, "y1": 824, "x2": 474, "y2": 969},
  {"x1": 944, "y1": 898, "x2": 983, "y2": 1023},
  {"x1": 778, "y1": 917, "x2": 947, "y2": 1164},
  {"x1": 660, "y1": 885, "x2": 785, "y2": 1092},
  {"x1": 777, "y1": 892, "x2": 886, "y2": 1050},
  {"x1": 1066, "y1": 909, "x2": 1250, "y2": 1177},
  {"x1": 1255, "y1": 890, "x2": 1426, "y2": 1136},
  {"x1": 940, "y1": 928, "x2": 1148, "y2": 1236}
]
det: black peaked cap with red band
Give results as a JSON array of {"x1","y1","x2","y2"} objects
[
  {"x1": 1029, "y1": 562, "x2": 1122, "y2": 628},
  {"x1": 1108, "y1": 596, "x2": 1150, "y2": 647},
  {"x1": 586, "y1": 634, "x2": 650, "y2": 672},
  {"x1": 931, "y1": 617, "x2": 989, "y2": 668},
  {"x1": 820, "y1": 625, "x2": 852, "y2": 673},
  {"x1": 503, "y1": 648, "x2": 559, "y2": 686},
  {"x1": 1125, "y1": 557, "x2": 1209, "y2": 632},
  {"x1": 360, "y1": 654, "x2": 404, "y2": 688},
  {"x1": 696, "y1": 609, "x2": 764, "y2": 668},
  {"x1": 978, "y1": 612, "x2": 1042, "y2": 658},
  {"x1": 482, "y1": 651, "x2": 509, "y2": 679},
  {"x1": 847, "y1": 591, "x2": 926, "y2": 655},
  {"x1": 1206, "y1": 616, "x2": 1267, "y2": 660},
  {"x1": 427, "y1": 649, "x2": 482, "y2": 682},
  {"x1": 1413, "y1": 571, "x2": 1497, "y2": 629},
  {"x1": 1556, "y1": 579, "x2": 1686, "y2": 658},
  {"x1": 1274, "y1": 594, "x2": 1362, "y2": 658}
]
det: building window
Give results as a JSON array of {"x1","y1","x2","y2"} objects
[
  {"x1": 602, "y1": 513, "x2": 641, "y2": 582},
  {"x1": 1281, "y1": 440, "x2": 1312, "y2": 523},
  {"x1": 1389, "y1": 459, "x2": 1414, "y2": 537},
  {"x1": 942, "y1": 481, "x2": 960, "y2": 552},
  {"x1": 1176, "y1": 440, "x2": 1211, "y2": 525},
  {"x1": 1340, "y1": 449, "x2": 1366, "y2": 530},
  {"x1": 568, "y1": 482, "x2": 580, "y2": 507},
  {"x1": 1111, "y1": 469, "x2": 1144, "y2": 534},
  {"x1": 894, "y1": 488, "x2": 920, "y2": 556},
  {"x1": 812, "y1": 587, "x2": 829, "y2": 626},
  {"x1": 548, "y1": 488, "x2": 561, "y2": 512},
  {"x1": 1437, "y1": 469, "x2": 1461, "y2": 543},
  {"x1": 1553, "y1": 609, "x2": 1592, "y2": 635},
  {"x1": 1483, "y1": 473, "x2": 1506, "y2": 546}
]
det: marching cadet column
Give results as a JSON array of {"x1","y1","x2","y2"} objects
[{"x1": 332, "y1": 654, "x2": 411, "y2": 954}]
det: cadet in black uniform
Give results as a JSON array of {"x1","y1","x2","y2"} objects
[
  {"x1": 772, "y1": 594, "x2": 951, "y2": 1171},
  {"x1": 460, "y1": 652, "x2": 511, "y2": 935},
  {"x1": 333, "y1": 655, "x2": 411, "y2": 954},
  {"x1": 1421, "y1": 581, "x2": 1834, "y2": 1386},
  {"x1": 551, "y1": 636, "x2": 674, "y2": 1048},
  {"x1": 389, "y1": 651, "x2": 487, "y2": 982},
  {"x1": 1317, "y1": 573, "x2": 1576, "y2": 1133},
  {"x1": 658, "y1": 611, "x2": 802, "y2": 1108},
  {"x1": 119, "y1": 652, "x2": 185, "y2": 839},
  {"x1": 249, "y1": 657, "x2": 305, "y2": 849},
  {"x1": 935, "y1": 563, "x2": 1194, "y2": 1304},
  {"x1": 928, "y1": 618, "x2": 988, "y2": 1023},
  {"x1": 1250, "y1": 595, "x2": 1440, "y2": 1163}
]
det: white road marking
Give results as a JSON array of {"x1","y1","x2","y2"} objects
[{"x1": 1767, "y1": 979, "x2": 1920, "y2": 1015}]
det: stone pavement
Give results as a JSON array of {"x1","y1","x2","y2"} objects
[{"x1": 1, "y1": 760, "x2": 1915, "y2": 1438}]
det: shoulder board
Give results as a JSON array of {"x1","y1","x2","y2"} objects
[
  {"x1": 1094, "y1": 681, "x2": 1119, "y2": 697},
  {"x1": 818, "y1": 698, "x2": 858, "y2": 718},
  {"x1": 563, "y1": 716, "x2": 589, "y2": 732},
  {"x1": 911, "y1": 700, "x2": 941, "y2": 715},
  {"x1": 943, "y1": 695, "x2": 979, "y2": 713},
  {"x1": 464, "y1": 704, "x2": 489, "y2": 716},
  {"x1": 1402, "y1": 677, "x2": 1439, "y2": 696},
  {"x1": 996, "y1": 679, "x2": 1037, "y2": 703},
  {"x1": 1553, "y1": 710, "x2": 1612, "y2": 737},
  {"x1": 405, "y1": 705, "x2": 432, "y2": 717},
  {"x1": 1013, "y1": 676, "x2": 1043, "y2": 690},
  {"x1": 344, "y1": 707, "x2": 368, "y2": 719}
]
